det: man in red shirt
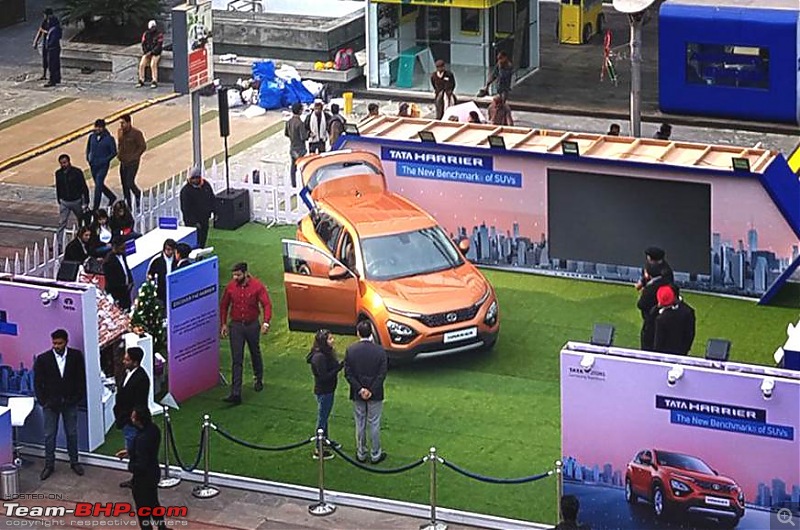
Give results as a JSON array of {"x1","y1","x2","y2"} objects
[{"x1": 219, "y1": 262, "x2": 272, "y2": 405}]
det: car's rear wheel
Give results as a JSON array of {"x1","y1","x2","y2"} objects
[
  {"x1": 653, "y1": 484, "x2": 670, "y2": 519},
  {"x1": 625, "y1": 478, "x2": 637, "y2": 504}
]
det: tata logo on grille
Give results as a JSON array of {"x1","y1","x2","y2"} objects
[
  {"x1": 712, "y1": 484, "x2": 721, "y2": 491},
  {"x1": 446, "y1": 312, "x2": 458, "y2": 323}
]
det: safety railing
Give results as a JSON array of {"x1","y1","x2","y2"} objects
[{"x1": 157, "y1": 412, "x2": 562, "y2": 528}]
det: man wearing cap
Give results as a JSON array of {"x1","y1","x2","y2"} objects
[
  {"x1": 179, "y1": 168, "x2": 215, "y2": 248},
  {"x1": 653, "y1": 285, "x2": 696, "y2": 356},
  {"x1": 138, "y1": 20, "x2": 164, "y2": 88},
  {"x1": 430, "y1": 59, "x2": 456, "y2": 120},
  {"x1": 220, "y1": 262, "x2": 272, "y2": 405},
  {"x1": 304, "y1": 100, "x2": 331, "y2": 154},
  {"x1": 86, "y1": 119, "x2": 118, "y2": 211},
  {"x1": 636, "y1": 246, "x2": 675, "y2": 350}
]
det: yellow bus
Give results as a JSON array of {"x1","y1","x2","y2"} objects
[{"x1": 558, "y1": 0, "x2": 605, "y2": 45}]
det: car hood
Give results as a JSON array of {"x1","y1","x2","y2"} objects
[
  {"x1": 370, "y1": 265, "x2": 489, "y2": 315},
  {"x1": 663, "y1": 467, "x2": 737, "y2": 486}
]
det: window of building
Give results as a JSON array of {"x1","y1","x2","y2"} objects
[
  {"x1": 685, "y1": 43, "x2": 769, "y2": 89},
  {"x1": 495, "y1": 1, "x2": 515, "y2": 36},
  {"x1": 461, "y1": 9, "x2": 481, "y2": 34}
]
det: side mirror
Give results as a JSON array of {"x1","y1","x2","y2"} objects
[
  {"x1": 328, "y1": 263, "x2": 350, "y2": 281},
  {"x1": 458, "y1": 238, "x2": 470, "y2": 255}
]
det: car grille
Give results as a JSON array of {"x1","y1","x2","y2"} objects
[
  {"x1": 695, "y1": 480, "x2": 736, "y2": 494},
  {"x1": 415, "y1": 305, "x2": 479, "y2": 328}
]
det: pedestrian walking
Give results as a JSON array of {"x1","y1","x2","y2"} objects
[
  {"x1": 138, "y1": 20, "x2": 164, "y2": 88},
  {"x1": 431, "y1": 59, "x2": 457, "y2": 120},
  {"x1": 34, "y1": 329, "x2": 86, "y2": 480},
  {"x1": 344, "y1": 321, "x2": 388, "y2": 464},
  {"x1": 285, "y1": 102, "x2": 309, "y2": 188},
  {"x1": 219, "y1": 262, "x2": 272, "y2": 405},
  {"x1": 306, "y1": 329, "x2": 343, "y2": 460},
  {"x1": 33, "y1": 9, "x2": 51, "y2": 80},
  {"x1": 488, "y1": 95, "x2": 514, "y2": 126},
  {"x1": 305, "y1": 99, "x2": 331, "y2": 154},
  {"x1": 103, "y1": 237, "x2": 134, "y2": 311},
  {"x1": 481, "y1": 51, "x2": 513, "y2": 101},
  {"x1": 115, "y1": 406, "x2": 166, "y2": 529},
  {"x1": 328, "y1": 104, "x2": 346, "y2": 148},
  {"x1": 117, "y1": 114, "x2": 146, "y2": 212},
  {"x1": 114, "y1": 346, "x2": 150, "y2": 489},
  {"x1": 55, "y1": 154, "x2": 90, "y2": 250},
  {"x1": 179, "y1": 167, "x2": 215, "y2": 248},
  {"x1": 86, "y1": 119, "x2": 118, "y2": 210},
  {"x1": 42, "y1": 8, "x2": 62, "y2": 87}
]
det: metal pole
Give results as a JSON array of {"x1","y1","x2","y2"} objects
[
  {"x1": 224, "y1": 135, "x2": 230, "y2": 193},
  {"x1": 192, "y1": 414, "x2": 219, "y2": 499},
  {"x1": 555, "y1": 460, "x2": 564, "y2": 524},
  {"x1": 189, "y1": 0, "x2": 202, "y2": 169},
  {"x1": 628, "y1": 13, "x2": 644, "y2": 137},
  {"x1": 308, "y1": 429, "x2": 336, "y2": 516},
  {"x1": 158, "y1": 409, "x2": 181, "y2": 488},
  {"x1": 420, "y1": 447, "x2": 447, "y2": 530}
]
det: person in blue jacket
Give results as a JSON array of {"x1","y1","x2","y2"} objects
[
  {"x1": 86, "y1": 119, "x2": 118, "y2": 211},
  {"x1": 42, "y1": 8, "x2": 62, "y2": 87}
]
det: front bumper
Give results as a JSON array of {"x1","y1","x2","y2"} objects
[{"x1": 387, "y1": 329, "x2": 499, "y2": 360}]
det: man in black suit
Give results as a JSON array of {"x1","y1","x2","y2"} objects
[
  {"x1": 33, "y1": 329, "x2": 86, "y2": 480},
  {"x1": 114, "y1": 347, "x2": 150, "y2": 489},
  {"x1": 344, "y1": 321, "x2": 388, "y2": 464},
  {"x1": 174, "y1": 243, "x2": 192, "y2": 270},
  {"x1": 103, "y1": 237, "x2": 134, "y2": 310},
  {"x1": 116, "y1": 406, "x2": 165, "y2": 529},
  {"x1": 635, "y1": 247, "x2": 675, "y2": 350},
  {"x1": 146, "y1": 239, "x2": 176, "y2": 304}
]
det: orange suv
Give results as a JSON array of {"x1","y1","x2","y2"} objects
[
  {"x1": 281, "y1": 150, "x2": 499, "y2": 360},
  {"x1": 625, "y1": 449, "x2": 745, "y2": 526}
]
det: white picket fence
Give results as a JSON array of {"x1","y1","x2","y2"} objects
[{"x1": 1, "y1": 158, "x2": 304, "y2": 279}]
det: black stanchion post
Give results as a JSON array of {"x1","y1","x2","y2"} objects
[
  {"x1": 192, "y1": 414, "x2": 220, "y2": 499},
  {"x1": 555, "y1": 459, "x2": 563, "y2": 523},
  {"x1": 421, "y1": 447, "x2": 447, "y2": 530},
  {"x1": 159, "y1": 409, "x2": 181, "y2": 488},
  {"x1": 308, "y1": 429, "x2": 336, "y2": 516}
]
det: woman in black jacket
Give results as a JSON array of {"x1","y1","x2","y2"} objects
[
  {"x1": 306, "y1": 329, "x2": 343, "y2": 460},
  {"x1": 110, "y1": 200, "x2": 137, "y2": 239}
]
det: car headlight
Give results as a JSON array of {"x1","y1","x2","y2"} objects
[
  {"x1": 484, "y1": 300, "x2": 498, "y2": 325},
  {"x1": 670, "y1": 479, "x2": 691, "y2": 494},
  {"x1": 475, "y1": 288, "x2": 490, "y2": 308},
  {"x1": 387, "y1": 320, "x2": 417, "y2": 344}
]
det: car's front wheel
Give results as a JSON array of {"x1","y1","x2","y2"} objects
[
  {"x1": 625, "y1": 478, "x2": 637, "y2": 504},
  {"x1": 652, "y1": 484, "x2": 670, "y2": 520}
]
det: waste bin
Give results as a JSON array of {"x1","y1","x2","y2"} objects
[
  {"x1": 343, "y1": 92, "x2": 354, "y2": 115},
  {"x1": 0, "y1": 464, "x2": 18, "y2": 500}
]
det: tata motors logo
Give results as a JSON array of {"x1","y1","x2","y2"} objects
[
  {"x1": 62, "y1": 297, "x2": 76, "y2": 312},
  {"x1": 568, "y1": 366, "x2": 607, "y2": 381}
]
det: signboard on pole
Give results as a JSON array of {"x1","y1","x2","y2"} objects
[{"x1": 171, "y1": 1, "x2": 214, "y2": 95}]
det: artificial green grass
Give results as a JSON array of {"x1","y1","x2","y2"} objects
[{"x1": 97, "y1": 223, "x2": 799, "y2": 525}]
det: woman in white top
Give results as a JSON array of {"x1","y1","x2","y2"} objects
[{"x1": 90, "y1": 208, "x2": 113, "y2": 257}]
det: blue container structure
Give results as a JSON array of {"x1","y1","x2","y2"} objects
[{"x1": 659, "y1": 0, "x2": 800, "y2": 124}]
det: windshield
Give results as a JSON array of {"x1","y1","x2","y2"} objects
[
  {"x1": 656, "y1": 451, "x2": 714, "y2": 474},
  {"x1": 361, "y1": 226, "x2": 464, "y2": 281},
  {"x1": 308, "y1": 161, "x2": 381, "y2": 190}
]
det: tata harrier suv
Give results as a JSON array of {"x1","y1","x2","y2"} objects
[
  {"x1": 625, "y1": 449, "x2": 745, "y2": 527},
  {"x1": 281, "y1": 150, "x2": 499, "y2": 360}
]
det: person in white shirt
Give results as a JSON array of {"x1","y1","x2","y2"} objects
[{"x1": 304, "y1": 99, "x2": 331, "y2": 154}]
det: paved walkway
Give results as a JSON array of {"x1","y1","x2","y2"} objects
[{"x1": 0, "y1": 456, "x2": 483, "y2": 529}]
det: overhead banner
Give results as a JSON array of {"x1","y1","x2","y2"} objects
[
  {"x1": 166, "y1": 257, "x2": 220, "y2": 402},
  {"x1": 560, "y1": 347, "x2": 800, "y2": 529}
]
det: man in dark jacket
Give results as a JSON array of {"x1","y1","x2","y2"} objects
[
  {"x1": 285, "y1": 102, "x2": 308, "y2": 188},
  {"x1": 146, "y1": 239, "x2": 176, "y2": 304},
  {"x1": 180, "y1": 168, "x2": 215, "y2": 248},
  {"x1": 117, "y1": 406, "x2": 165, "y2": 529},
  {"x1": 86, "y1": 119, "x2": 118, "y2": 210},
  {"x1": 33, "y1": 329, "x2": 86, "y2": 480},
  {"x1": 344, "y1": 321, "x2": 388, "y2": 464},
  {"x1": 117, "y1": 114, "x2": 147, "y2": 211},
  {"x1": 42, "y1": 9, "x2": 62, "y2": 87},
  {"x1": 636, "y1": 247, "x2": 675, "y2": 350},
  {"x1": 114, "y1": 347, "x2": 150, "y2": 488},
  {"x1": 55, "y1": 154, "x2": 90, "y2": 249},
  {"x1": 138, "y1": 20, "x2": 164, "y2": 88},
  {"x1": 430, "y1": 59, "x2": 456, "y2": 120},
  {"x1": 653, "y1": 286, "x2": 696, "y2": 355},
  {"x1": 174, "y1": 243, "x2": 192, "y2": 270},
  {"x1": 103, "y1": 237, "x2": 134, "y2": 310}
]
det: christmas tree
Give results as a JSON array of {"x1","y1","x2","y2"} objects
[{"x1": 130, "y1": 279, "x2": 166, "y2": 356}]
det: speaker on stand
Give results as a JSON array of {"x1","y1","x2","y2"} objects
[{"x1": 214, "y1": 86, "x2": 249, "y2": 230}]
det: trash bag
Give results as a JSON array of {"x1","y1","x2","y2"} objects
[
  {"x1": 252, "y1": 61, "x2": 276, "y2": 83},
  {"x1": 288, "y1": 78, "x2": 314, "y2": 104},
  {"x1": 258, "y1": 80, "x2": 283, "y2": 110}
]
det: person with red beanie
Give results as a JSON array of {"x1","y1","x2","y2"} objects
[
  {"x1": 653, "y1": 285, "x2": 696, "y2": 355},
  {"x1": 636, "y1": 246, "x2": 674, "y2": 350}
]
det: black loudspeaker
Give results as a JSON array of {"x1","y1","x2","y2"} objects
[
  {"x1": 705, "y1": 339, "x2": 731, "y2": 362},
  {"x1": 218, "y1": 87, "x2": 230, "y2": 138},
  {"x1": 591, "y1": 323, "x2": 615, "y2": 347},
  {"x1": 214, "y1": 189, "x2": 250, "y2": 230},
  {"x1": 57, "y1": 261, "x2": 81, "y2": 281}
]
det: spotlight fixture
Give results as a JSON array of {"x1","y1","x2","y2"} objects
[
  {"x1": 731, "y1": 157, "x2": 751, "y2": 173},
  {"x1": 760, "y1": 377, "x2": 775, "y2": 400},
  {"x1": 561, "y1": 140, "x2": 580, "y2": 156},
  {"x1": 344, "y1": 123, "x2": 360, "y2": 136},
  {"x1": 487, "y1": 135, "x2": 506, "y2": 149},
  {"x1": 667, "y1": 365, "x2": 684, "y2": 386},
  {"x1": 40, "y1": 288, "x2": 59, "y2": 306},
  {"x1": 580, "y1": 354, "x2": 596, "y2": 372},
  {"x1": 705, "y1": 339, "x2": 731, "y2": 362},
  {"x1": 591, "y1": 323, "x2": 615, "y2": 347},
  {"x1": 418, "y1": 131, "x2": 436, "y2": 143}
]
